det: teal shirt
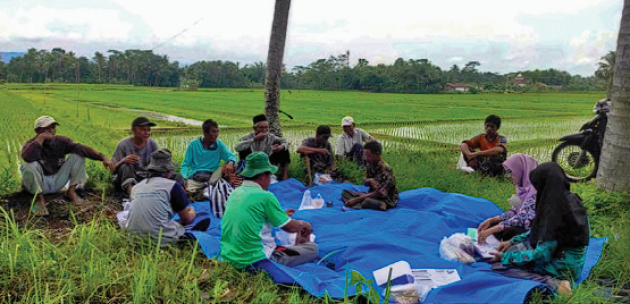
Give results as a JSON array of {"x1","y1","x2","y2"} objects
[
  {"x1": 502, "y1": 231, "x2": 587, "y2": 280},
  {"x1": 220, "y1": 181, "x2": 291, "y2": 269},
  {"x1": 180, "y1": 137, "x2": 237, "y2": 179}
]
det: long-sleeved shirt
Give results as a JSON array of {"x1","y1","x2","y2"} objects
[
  {"x1": 180, "y1": 137, "x2": 237, "y2": 179},
  {"x1": 234, "y1": 132, "x2": 288, "y2": 156},
  {"x1": 499, "y1": 196, "x2": 536, "y2": 230},
  {"x1": 335, "y1": 128, "x2": 375, "y2": 156},
  {"x1": 111, "y1": 137, "x2": 159, "y2": 172},
  {"x1": 21, "y1": 135, "x2": 105, "y2": 176},
  {"x1": 502, "y1": 231, "x2": 587, "y2": 280}
]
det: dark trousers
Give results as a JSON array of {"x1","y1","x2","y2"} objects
[
  {"x1": 113, "y1": 163, "x2": 184, "y2": 193},
  {"x1": 341, "y1": 189, "x2": 388, "y2": 211},
  {"x1": 239, "y1": 149, "x2": 291, "y2": 166},
  {"x1": 345, "y1": 143, "x2": 364, "y2": 165}
]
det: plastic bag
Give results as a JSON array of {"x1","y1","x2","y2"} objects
[
  {"x1": 314, "y1": 173, "x2": 333, "y2": 185},
  {"x1": 274, "y1": 229, "x2": 316, "y2": 246},
  {"x1": 456, "y1": 154, "x2": 475, "y2": 173},
  {"x1": 299, "y1": 190, "x2": 325, "y2": 210},
  {"x1": 389, "y1": 283, "x2": 431, "y2": 304},
  {"x1": 116, "y1": 200, "x2": 132, "y2": 228},
  {"x1": 439, "y1": 233, "x2": 476, "y2": 264},
  {"x1": 507, "y1": 194, "x2": 522, "y2": 209}
]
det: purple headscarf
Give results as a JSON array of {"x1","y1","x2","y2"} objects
[{"x1": 503, "y1": 153, "x2": 538, "y2": 204}]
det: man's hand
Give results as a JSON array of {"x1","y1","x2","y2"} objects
[
  {"x1": 102, "y1": 156, "x2": 114, "y2": 170},
  {"x1": 318, "y1": 148, "x2": 330, "y2": 155},
  {"x1": 254, "y1": 133, "x2": 267, "y2": 141},
  {"x1": 489, "y1": 252, "x2": 503, "y2": 263},
  {"x1": 364, "y1": 178, "x2": 378, "y2": 188},
  {"x1": 36, "y1": 131, "x2": 54, "y2": 144},
  {"x1": 285, "y1": 208, "x2": 295, "y2": 217},
  {"x1": 345, "y1": 196, "x2": 365, "y2": 207},
  {"x1": 224, "y1": 162, "x2": 235, "y2": 175},
  {"x1": 271, "y1": 144, "x2": 284, "y2": 153},
  {"x1": 123, "y1": 154, "x2": 141, "y2": 164}
]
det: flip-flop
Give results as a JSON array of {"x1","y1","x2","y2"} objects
[{"x1": 31, "y1": 204, "x2": 50, "y2": 216}]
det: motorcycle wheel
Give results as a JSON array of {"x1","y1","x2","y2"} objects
[{"x1": 551, "y1": 142, "x2": 598, "y2": 182}]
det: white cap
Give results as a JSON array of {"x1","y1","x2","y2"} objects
[
  {"x1": 34, "y1": 116, "x2": 58, "y2": 130},
  {"x1": 341, "y1": 116, "x2": 354, "y2": 127}
]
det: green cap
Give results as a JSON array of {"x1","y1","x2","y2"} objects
[{"x1": 240, "y1": 152, "x2": 278, "y2": 178}]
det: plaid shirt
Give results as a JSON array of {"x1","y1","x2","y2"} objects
[{"x1": 365, "y1": 160, "x2": 399, "y2": 208}]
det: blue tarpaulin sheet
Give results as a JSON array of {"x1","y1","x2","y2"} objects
[{"x1": 189, "y1": 179, "x2": 606, "y2": 304}]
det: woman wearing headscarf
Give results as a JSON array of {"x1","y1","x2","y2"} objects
[
  {"x1": 478, "y1": 153, "x2": 538, "y2": 244},
  {"x1": 489, "y1": 162, "x2": 590, "y2": 296}
]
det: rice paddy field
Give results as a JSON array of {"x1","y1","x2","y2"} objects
[{"x1": 0, "y1": 84, "x2": 628, "y2": 303}]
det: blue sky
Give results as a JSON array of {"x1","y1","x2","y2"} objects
[{"x1": 0, "y1": 0, "x2": 622, "y2": 76}]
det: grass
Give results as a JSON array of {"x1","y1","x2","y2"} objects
[{"x1": 1, "y1": 84, "x2": 628, "y2": 303}]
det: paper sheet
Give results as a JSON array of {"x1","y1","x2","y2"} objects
[{"x1": 411, "y1": 269, "x2": 462, "y2": 288}]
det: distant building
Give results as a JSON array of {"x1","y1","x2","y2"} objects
[
  {"x1": 445, "y1": 83, "x2": 469, "y2": 92},
  {"x1": 513, "y1": 74, "x2": 527, "y2": 87}
]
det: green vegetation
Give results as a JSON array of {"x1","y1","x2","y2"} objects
[{"x1": 1, "y1": 85, "x2": 628, "y2": 303}]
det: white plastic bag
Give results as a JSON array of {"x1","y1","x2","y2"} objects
[
  {"x1": 507, "y1": 194, "x2": 522, "y2": 209},
  {"x1": 116, "y1": 200, "x2": 132, "y2": 228},
  {"x1": 439, "y1": 233, "x2": 476, "y2": 264},
  {"x1": 456, "y1": 154, "x2": 475, "y2": 173},
  {"x1": 274, "y1": 229, "x2": 316, "y2": 246},
  {"x1": 299, "y1": 190, "x2": 325, "y2": 210},
  {"x1": 314, "y1": 173, "x2": 333, "y2": 185}
]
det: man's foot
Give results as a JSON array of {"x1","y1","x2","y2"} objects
[
  {"x1": 557, "y1": 280, "x2": 572, "y2": 296},
  {"x1": 32, "y1": 195, "x2": 50, "y2": 216},
  {"x1": 67, "y1": 186, "x2": 84, "y2": 204}
]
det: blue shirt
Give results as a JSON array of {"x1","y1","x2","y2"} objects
[{"x1": 180, "y1": 137, "x2": 237, "y2": 179}]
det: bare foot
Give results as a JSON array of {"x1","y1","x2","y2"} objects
[
  {"x1": 67, "y1": 186, "x2": 85, "y2": 204},
  {"x1": 32, "y1": 195, "x2": 50, "y2": 216},
  {"x1": 557, "y1": 280, "x2": 572, "y2": 296}
]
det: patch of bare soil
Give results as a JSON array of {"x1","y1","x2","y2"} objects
[{"x1": 0, "y1": 188, "x2": 123, "y2": 233}]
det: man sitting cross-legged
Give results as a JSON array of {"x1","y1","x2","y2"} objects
[
  {"x1": 296, "y1": 125, "x2": 335, "y2": 186},
  {"x1": 126, "y1": 149, "x2": 211, "y2": 247},
  {"x1": 220, "y1": 152, "x2": 318, "y2": 269},
  {"x1": 235, "y1": 114, "x2": 291, "y2": 180},
  {"x1": 110, "y1": 117, "x2": 184, "y2": 197},
  {"x1": 20, "y1": 116, "x2": 113, "y2": 216},
  {"x1": 460, "y1": 114, "x2": 508, "y2": 177},
  {"x1": 342, "y1": 141, "x2": 399, "y2": 211}
]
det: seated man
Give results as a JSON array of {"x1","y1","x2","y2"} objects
[
  {"x1": 126, "y1": 149, "x2": 210, "y2": 247},
  {"x1": 335, "y1": 116, "x2": 375, "y2": 163},
  {"x1": 296, "y1": 125, "x2": 335, "y2": 186},
  {"x1": 220, "y1": 152, "x2": 318, "y2": 269},
  {"x1": 342, "y1": 141, "x2": 399, "y2": 211},
  {"x1": 20, "y1": 116, "x2": 112, "y2": 216},
  {"x1": 460, "y1": 114, "x2": 508, "y2": 177},
  {"x1": 235, "y1": 114, "x2": 290, "y2": 180},
  {"x1": 110, "y1": 117, "x2": 159, "y2": 196}
]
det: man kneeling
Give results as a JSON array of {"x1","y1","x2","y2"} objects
[
  {"x1": 220, "y1": 152, "x2": 318, "y2": 269},
  {"x1": 342, "y1": 141, "x2": 399, "y2": 211},
  {"x1": 126, "y1": 149, "x2": 210, "y2": 247}
]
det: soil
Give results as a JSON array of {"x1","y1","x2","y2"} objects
[{"x1": 0, "y1": 188, "x2": 123, "y2": 232}]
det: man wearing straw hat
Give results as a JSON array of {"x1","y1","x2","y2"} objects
[
  {"x1": 21, "y1": 116, "x2": 113, "y2": 216},
  {"x1": 126, "y1": 149, "x2": 210, "y2": 247},
  {"x1": 220, "y1": 152, "x2": 318, "y2": 269}
]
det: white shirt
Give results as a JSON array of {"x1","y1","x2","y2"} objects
[{"x1": 335, "y1": 128, "x2": 375, "y2": 156}]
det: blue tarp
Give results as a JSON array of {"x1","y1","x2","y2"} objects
[{"x1": 189, "y1": 179, "x2": 606, "y2": 304}]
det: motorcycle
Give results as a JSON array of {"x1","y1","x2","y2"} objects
[{"x1": 551, "y1": 98, "x2": 610, "y2": 182}]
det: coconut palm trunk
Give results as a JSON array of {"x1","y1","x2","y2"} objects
[
  {"x1": 596, "y1": 0, "x2": 630, "y2": 192},
  {"x1": 264, "y1": 0, "x2": 291, "y2": 136}
]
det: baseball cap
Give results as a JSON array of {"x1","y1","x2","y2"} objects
[
  {"x1": 341, "y1": 116, "x2": 354, "y2": 127},
  {"x1": 132, "y1": 117, "x2": 157, "y2": 127},
  {"x1": 316, "y1": 125, "x2": 332, "y2": 138},
  {"x1": 34, "y1": 116, "x2": 59, "y2": 130}
]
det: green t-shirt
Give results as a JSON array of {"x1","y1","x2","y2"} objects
[{"x1": 220, "y1": 181, "x2": 290, "y2": 269}]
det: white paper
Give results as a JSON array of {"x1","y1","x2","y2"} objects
[
  {"x1": 373, "y1": 261, "x2": 412, "y2": 286},
  {"x1": 411, "y1": 269, "x2": 461, "y2": 288}
]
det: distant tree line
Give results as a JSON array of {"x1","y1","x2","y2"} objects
[{"x1": 0, "y1": 47, "x2": 608, "y2": 93}]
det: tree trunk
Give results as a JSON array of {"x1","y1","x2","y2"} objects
[
  {"x1": 264, "y1": 0, "x2": 291, "y2": 136},
  {"x1": 596, "y1": 0, "x2": 630, "y2": 192}
]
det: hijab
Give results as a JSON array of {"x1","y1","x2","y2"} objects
[
  {"x1": 528, "y1": 162, "x2": 590, "y2": 249},
  {"x1": 502, "y1": 153, "x2": 538, "y2": 205}
]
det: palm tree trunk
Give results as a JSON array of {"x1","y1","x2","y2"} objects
[
  {"x1": 264, "y1": 0, "x2": 291, "y2": 137},
  {"x1": 596, "y1": 0, "x2": 630, "y2": 192}
]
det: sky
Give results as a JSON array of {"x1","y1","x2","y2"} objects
[{"x1": 0, "y1": 0, "x2": 622, "y2": 76}]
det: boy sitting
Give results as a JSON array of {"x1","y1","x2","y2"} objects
[{"x1": 460, "y1": 115, "x2": 508, "y2": 176}]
